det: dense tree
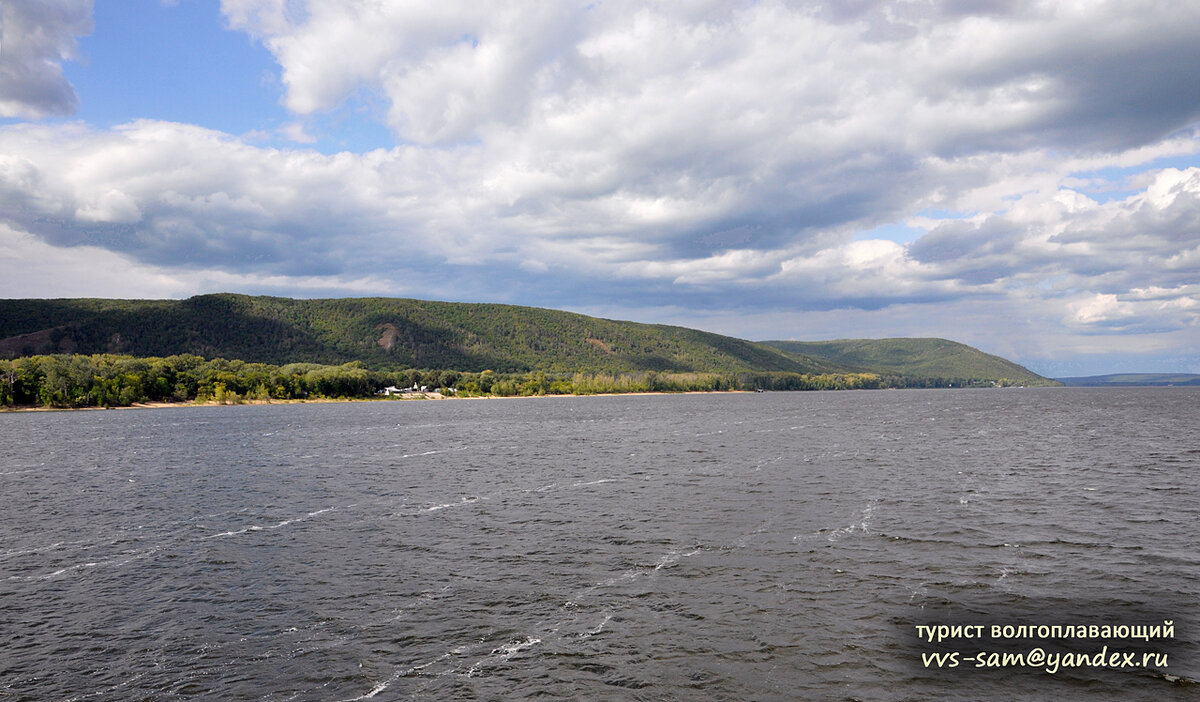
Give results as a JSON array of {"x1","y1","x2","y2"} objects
[{"x1": 0, "y1": 351, "x2": 1027, "y2": 411}]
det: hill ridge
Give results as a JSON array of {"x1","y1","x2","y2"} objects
[
  {"x1": 0, "y1": 293, "x2": 1053, "y2": 384},
  {"x1": 1057, "y1": 373, "x2": 1200, "y2": 387},
  {"x1": 758, "y1": 337, "x2": 1052, "y2": 385},
  {"x1": 0, "y1": 293, "x2": 831, "y2": 375}
]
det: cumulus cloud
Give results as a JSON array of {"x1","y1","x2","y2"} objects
[
  {"x1": 221, "y1": 1, "x2": 1200, "y2": 155},
  {"x1": 211, "y1": 2, "x2": 1200, "y2": 262},
  {"x1": 1, "y1": 0, "x2": 1198, "y2": 370},
  {"x1": 910, "y1": 168, "x2": 1200, "y2": 298},
  {"x1": 0, "y1": 0, "x2": 92, "y2": 118}
]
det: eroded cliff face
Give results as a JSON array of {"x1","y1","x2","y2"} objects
[{"x1": 376, "y1": 322, "x2": 400, "y2": 350}]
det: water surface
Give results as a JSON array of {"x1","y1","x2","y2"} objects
[{"x1": 2, "y1": 388, "x2": 1197, "y2": 700}]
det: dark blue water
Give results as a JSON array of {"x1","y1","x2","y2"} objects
[{"x1": 2, "y1": 388, "x2": 1197, "y2": 700}]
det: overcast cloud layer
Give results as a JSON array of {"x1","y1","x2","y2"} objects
[{"x1": 1, "y1": 0, "x2": 1198, "y2": 374}]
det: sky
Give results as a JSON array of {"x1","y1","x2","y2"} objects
[{"x1": 1, "y1": 0, "x2": 1198, "y2": 377}]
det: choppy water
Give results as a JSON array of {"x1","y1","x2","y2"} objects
[{"x1": 2, "y1": 388, "x2": 1198, "y2": 700}]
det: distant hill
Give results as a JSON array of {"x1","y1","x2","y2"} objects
[
  {"x1": 759, "y1": 338, "x2": 1055, "y2": 386},
  {"x1": 1057, "y1": 373, "x2": 1200, "y2": 387},
  {"x1": 0, "y1": 295, "x2": 1058, "y2": 384},
  {"x1": 0, "y1": 294, "x2": 836, "y2": 375}
]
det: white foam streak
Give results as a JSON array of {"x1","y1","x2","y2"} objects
[
  {"x1": 22, "y1": 546, "x2": 164, "y2": 581},
  {"x1": 571, "y1": 478, "x2": 619, "y2": 487},
  {"x1": 347, "y1": 643, "x2": 470, "y2": 699},
  {"x1": 493, "y1": 636, "x2": 541, "y2": 658},
  {"x1": 466, "y1": 636, "x2": 543, "y2": 677},
  {"x1": 583, "y1": 614, "x2": 613, "y2": 637},
  {"x1": 591, "y1": 546, "x2": 704, "y2": 590},
  {"x1": 61, "y1": 670, "x2": 151, "y2": 702},
  {"x1": 0, "y1": 540, "x2": 76, "y2": 560},
  {"x1": 654, "y1": 548, "x2": 703, "y2": 571},
  {"x1": 205, "y1": 507, "x2": 337, "y2": 538},
  {"x1": 424, "y1": 495, "x2": 481, "y2": 512},
  {"x1": 342, "y1": 670, "x2": 401, "y2": 701},
  {"x1": 398, "y1": 447, "x2": 467, "y2": 459},
  {"x1": 793, "y1": 499, "x2": 880, "y2": 543}
]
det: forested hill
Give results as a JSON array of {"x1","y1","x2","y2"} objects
[
  {"x1": 759, "y1": 338, "x2": 1054, "y2": 386},
  {"x1": 0, "y1": 294, "x2": 837, "y2": 375},
  {"x1": 1057, "y1": 373, "x2": 1200, "y2": 387}
]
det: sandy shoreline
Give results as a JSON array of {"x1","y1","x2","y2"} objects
[{"x1": 0, "y1": 390, "x2": 751, "y2": 413}]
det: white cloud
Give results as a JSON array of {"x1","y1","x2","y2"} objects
[
  {"x1": 278, "y1": 121, "x2": 316, "y2": 144},
  {"x1": 1, "y1": 119, "x2": 1197, "y2": 329},
  {"x1": 0, "y1": 219, "x2": 400, "y2": 299},
  {"x1": 2, "y1": 1, "x2": 1199, "y2": 373},
  {"x1": 1069, "y1": 293, "x2": 1134, "y2": 325},
  {"x1": 0, "y1": 220, "x2": 192, "y2": 298},
  {"x1": 75, "y1": 188, "x2": 141, "y2": 223},
  {"x1": 0, "y1": 0, "x2": 92, "y2": 118},
  {"x1": 220, "y1": 1, "x2": 1200, "y2": 157},
  {"x1": 208, "y1": 1, "x2": 1200, "y2": 274}
]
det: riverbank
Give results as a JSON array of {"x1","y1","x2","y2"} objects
[
  {"x1": 0, "y1": 392, "x2": 448, "y2": 412},
  {"x1": 0, "y1": 389, "x2": 770, "y2": 412}
]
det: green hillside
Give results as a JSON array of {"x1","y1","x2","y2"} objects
[
  {"x1": 1058, "y1": 373, "x2": 1200, "y2": 387},
  {"x1": 0, "y1": 294, "x2": 835, "y2": 375},
  {"x1": 0, "y1": 295, "x2": 1057, "y2": 385},
  {"x1": 759, "y1": 338, "x2": 1055, "y2": 386}
]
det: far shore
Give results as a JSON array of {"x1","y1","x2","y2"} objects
[{"x1": 0, "y1": 389, "x2": 759, "y2": 413}]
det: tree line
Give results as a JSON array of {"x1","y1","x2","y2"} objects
[{"x1": 0, "y1": 353, "x2": 1010, "y2": 409}]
